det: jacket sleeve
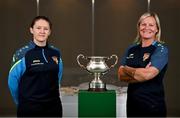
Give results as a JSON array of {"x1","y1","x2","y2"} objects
[
  {"x1": 58, "y1": 58, "x2": 63, "y2": 85},
  {"x1": 151, "y1": 45, "x2": 168, "y2": 71},
  {"x1": 8, "y1": 56, "x2": 26, "y2": 105}
]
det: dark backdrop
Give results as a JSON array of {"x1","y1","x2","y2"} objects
[{"x1": 0, "y1": 0, "x2": 180, "y2": 116}]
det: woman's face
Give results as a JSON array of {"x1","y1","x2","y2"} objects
[
  {"x1": 30, "y1": 19, "x2": 51, "y2": 45},
  {"x1": 139, "y1": 16, "x2": 158, "y2": 40}
]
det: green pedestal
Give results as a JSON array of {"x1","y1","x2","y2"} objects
[{"x1": 78, "y1": 90, "x2": 116, "y2": 117}]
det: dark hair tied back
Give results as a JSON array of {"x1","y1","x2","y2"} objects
[{"x1": 30, "y1": 16, "x2": 52, "y2": 29}]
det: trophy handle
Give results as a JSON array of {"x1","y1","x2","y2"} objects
[
  {"x1": 77, "y1": 54, "x2": 87, "y2": 70},
  {"x1": 108, "y1": 54, "x2": 118, "y2": 69}
]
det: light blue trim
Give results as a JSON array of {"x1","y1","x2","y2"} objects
[
  {"x1": 8, "y1": 57, "x2": 26, "y2": 105},
  {"x1": 58, "y1": 58, "x2": 63, "y2": 84},
  {"x1": 152, "y1": 40, "x2": 157, "y2": 45},
  {"x1": 10, "y1": 60, "x2": 22, "y2": 72}
]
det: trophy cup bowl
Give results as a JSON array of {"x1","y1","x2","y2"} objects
[{"x1": 77, "y1": 54, "x2": 118, "y2": 91}]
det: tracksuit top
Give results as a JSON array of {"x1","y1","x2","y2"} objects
[
  {"x1": 8, "y1": 41, "x2": 63, "y2": 105},
  {"x1": 120, "y1": 41, "x2": 168, "y2": 116}
]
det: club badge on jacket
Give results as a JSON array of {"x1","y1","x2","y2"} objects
[
  {"x1": 143, "y1": 53, "x2": 150, "y2": 61},
  {"x1": 52, "y1": 56, "x2": 58, "y2": 64}
]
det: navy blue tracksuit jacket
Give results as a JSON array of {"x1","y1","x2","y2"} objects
[{"x1": 8, "y1": 41, "x2": 63, "y2": 117}]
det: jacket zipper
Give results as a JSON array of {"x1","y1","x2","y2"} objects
[{"x1": 42, "y1": 49, "x2": 48, "y2": 63}]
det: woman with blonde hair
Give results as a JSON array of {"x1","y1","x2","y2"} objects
[{"x1": 118, "y1": 12, "x2": 168, "y2": 117}]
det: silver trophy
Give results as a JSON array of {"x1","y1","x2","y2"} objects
[{"x1": 77, "y1": 54, "x2": 118, "y2": 91}]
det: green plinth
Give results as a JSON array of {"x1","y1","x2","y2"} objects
[{"x1": 78, "y1": 90, "x2": 116, "y2": 117}]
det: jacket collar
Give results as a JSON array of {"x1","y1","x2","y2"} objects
[{"x1": 29, "y1": 40, "x2": 49, "y2": 49}]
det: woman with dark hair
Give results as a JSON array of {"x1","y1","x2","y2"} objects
[
  {"x1": 118, "y1": 12, "x2": 168, "y2": 117},
  {"x1": 8, "y1": 16, "x2": 63, "y2": 117}
]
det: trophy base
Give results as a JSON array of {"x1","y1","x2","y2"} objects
[
  {"x1": 88, "y1": 88, "x2": 107, "y2": 92},
  {"x1": 88, "y1": 82, "x2": 107, "y2": 92}
]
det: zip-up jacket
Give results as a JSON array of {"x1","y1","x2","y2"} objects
[{"x1": 8, "y1": 41, "x2": 63, "y2": 105}]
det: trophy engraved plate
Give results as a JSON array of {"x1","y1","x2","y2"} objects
[{"x1": 77, "y1": 54, "x2": 118, "y2": 91}]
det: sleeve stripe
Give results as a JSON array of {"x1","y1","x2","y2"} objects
[{"x1": 10, "y1": 60, "x2": 22, "y2": 72}]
